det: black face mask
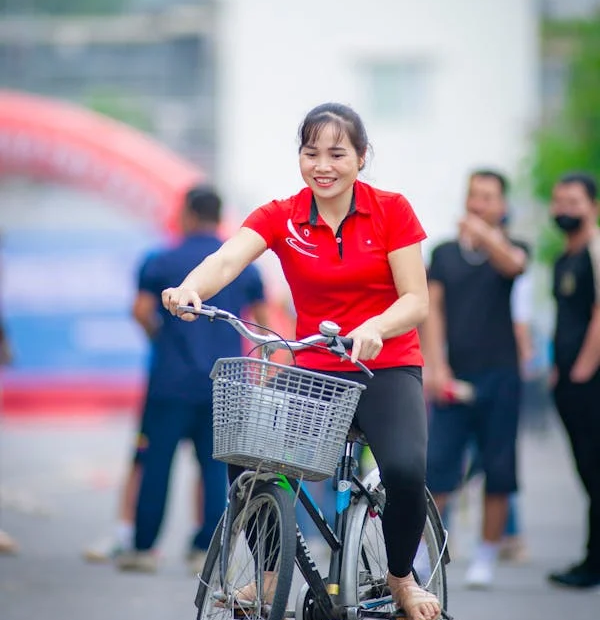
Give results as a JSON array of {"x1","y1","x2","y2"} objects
[{"x1": 554, "y1": 214, "x2": 583, "y2": 233}]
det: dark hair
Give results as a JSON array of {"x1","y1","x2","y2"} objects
[
  {"x1": 557, "y1": 172, "x2": 598, "y2": 201},
  {"x1": 184, "y1": 185, "x2": 222, "y2": 223},
  {"x1": 470, "y1": 169, "x2": 509, "y2": 196},
  {"x1": 298, "y1": 103, "x2": 370, "y2": 170}
]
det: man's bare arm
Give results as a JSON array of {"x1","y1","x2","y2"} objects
[
  {"x1": 460, "y1": 214, "x2": 527, "y2": 278},
  {"x1": 480, "y1": 230, "x2": 528, "y2": 278},
  {"x1": 132, "y1": 291, "x2": 160, "y2": 339}
]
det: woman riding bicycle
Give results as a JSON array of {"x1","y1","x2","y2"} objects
[{"x1": 163, "y1": 102, "x2": 440, "y2": 620}]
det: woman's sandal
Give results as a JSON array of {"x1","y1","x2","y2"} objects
[
  {"x1": 387, "y1": 572, "x2": 441, "y2": 620},
  {"x1": 215, "y1": 571, "x2": 278, "y2": 607}
]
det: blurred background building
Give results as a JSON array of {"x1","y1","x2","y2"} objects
[
  {"x1": 0, "y1": 0, "x2": 599, "y2": 413},
  {"x1": 216, "y1": 0, "x2": 539, "y2": 249}
]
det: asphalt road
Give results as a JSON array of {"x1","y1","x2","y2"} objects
[{"x1": 0, "y1": 409, "x2": 598, "y2": 620}]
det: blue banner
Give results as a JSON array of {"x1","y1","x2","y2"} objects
[{"x1": 1, "y1": 229, "x2": 163, "y2": 377}]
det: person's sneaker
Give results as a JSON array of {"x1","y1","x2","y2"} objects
[
  {"x1": 0, "y1": 529, "x2": 19, "y2": 555},
  {"x1": 548, "y1": 561, "x2": 600, "y2": 589},
  {"x1": 186, "y1": 548, "x2": 208, "y2": 576},
  {"x1": 498, "y1": 536, "x2": 530, "y2": 564},
  {"x1": 464, "y1": 558, "x2": 495, "y2": 589},
  {"x1": 115, "y1": 550, "x2": 158, "y2": 574},
  {"x1": 82, "y1": 536, "x2": 125, "y2": 563}
]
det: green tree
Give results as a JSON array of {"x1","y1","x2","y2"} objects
[{"x1": 529, "y1": 15, "x2": 600, "y2": 263}]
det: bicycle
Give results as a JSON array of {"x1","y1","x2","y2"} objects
[{"x1": 180, "y1": 303, "x2": 452, "y2": 620}]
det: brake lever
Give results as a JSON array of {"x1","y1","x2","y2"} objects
[
  {"x1": 350, "y1": 356, "x2": 374, "y2": 379},
  {"x1": 330, "y1": 338, "x2": 374, "y2": 379}
]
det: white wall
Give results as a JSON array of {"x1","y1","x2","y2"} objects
[{"x1": 214, "y1": 0, "x2": 539, "y2": 258}]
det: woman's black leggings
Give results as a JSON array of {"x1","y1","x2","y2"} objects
[{"x1": 229, "y1": 365, "x2": 428, "y2": 578}]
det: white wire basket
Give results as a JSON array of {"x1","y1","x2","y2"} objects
[{"x1": 210, "y1": 357, "x2": 366, "y2": 481}]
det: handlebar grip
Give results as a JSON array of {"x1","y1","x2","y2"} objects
[
  {"x1": 177, "y1": 304, "x2": 222, "y2": 317},
  {"x1": 338, "y1": 337, "x2": 354, "y2": 350}
]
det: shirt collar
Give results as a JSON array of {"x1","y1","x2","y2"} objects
[{"x1": 291, "y1": 181, "x2": 371, "y2": 225}]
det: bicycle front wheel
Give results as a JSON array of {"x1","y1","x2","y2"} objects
[
  {"x1": 340, "y1": 471, "x2": 448, "y2": 613},
  {"x1": 195, "y1": 482, "x2": 297, "y2": 620}
]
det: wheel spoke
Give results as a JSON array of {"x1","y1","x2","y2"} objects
[
  {"x1": 196, "y1": 485, "x2": 296, "y2": 620},
  {"x1": 340, "y1": 480, "x2": 448, "y2": 616}
]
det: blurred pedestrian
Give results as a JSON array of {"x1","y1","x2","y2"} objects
[
  {"x1": 0, "y1": 320, "x2": 11, "y2": 368},
  {"x1": 82, "y1": 406, "x2": 205, "y2": 564},
  {"x1": 115, "y1": 185, "x2": 268, "y2": 573},
  {"x1": 423, "y1": 169, "x2": 528, "y2": 588},
  {"x1": 0, "y1": 313, "x2": 18, "y2": 556},
  {"x1": 547, "y1": 172, "x2": 600, "y2": 589}
]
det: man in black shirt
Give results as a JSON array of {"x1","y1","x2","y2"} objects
[
  {"x1": 423, "y1": 169, "x2": 528, "y2": 588},
  {"x1": 548, "y1": 172, "x2": 600, "y2": 589}
]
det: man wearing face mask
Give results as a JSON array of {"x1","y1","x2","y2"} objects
[{"x1": 548, "y1": 172, "x2": 600, "y2": 589}]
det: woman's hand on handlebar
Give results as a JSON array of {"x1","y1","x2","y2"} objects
[
  {"x1": 346, "y1": 318, "x2": 383, "y2": 363},
  {"x1": 161, "y1": 286, "x2": 202, "y2": 321}
]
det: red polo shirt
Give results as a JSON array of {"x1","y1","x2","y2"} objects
[{"x1": 242, "y1": 180, "x2": 426, "y2": 371}]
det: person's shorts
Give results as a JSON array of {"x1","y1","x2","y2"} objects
[{"x1": 426, "y1": 368, "x2": 521, "y2": 495}]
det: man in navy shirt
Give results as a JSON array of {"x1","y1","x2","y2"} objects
[{"x1": 117, "y1": 186, "x2": 267, "y2": 573}]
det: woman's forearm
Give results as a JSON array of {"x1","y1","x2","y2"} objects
[
  {"x1": 178, "y1": 227, "x2": 267, "y2": 301},
  {"x1": 369, "y1": 292, "x2": 429, "y2": 339},
  {"x1": 180, "y1": 251, "x2": 240, "y2": 301}
]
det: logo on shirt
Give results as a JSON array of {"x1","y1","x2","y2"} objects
[
  {"x1": 559, "y1": 271, "x2": 576, "y2": 296},
  {"x1": 285, "y1": 219, "x2": 319, "y2": 258}
]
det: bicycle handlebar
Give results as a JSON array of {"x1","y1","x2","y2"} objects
[{"x1": 176, "y1": 303, "x2": 373, "y2": 378}]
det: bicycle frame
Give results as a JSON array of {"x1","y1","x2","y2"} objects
[
  {"x1": 285, "y1": 438, "x2": 369, "y2": 620},
  {"x1": 216, "y1": 448, "x2": 451, "y2": 620}
]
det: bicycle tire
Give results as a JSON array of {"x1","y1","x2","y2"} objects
[
  {"x1": 195, "y1": 482, "x2": 297, "y2": 620},
  {"x1": 339, "y1": 469, "x2": 448, "y2": 613}
]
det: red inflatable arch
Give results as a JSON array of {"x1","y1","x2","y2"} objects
[
  {"x1": 0, "y1": 89, "x2": 204, "y2": 234},
  {"x1": 0, "y1": 90, "x2": 293, "y2": 416}
]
